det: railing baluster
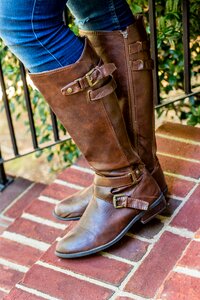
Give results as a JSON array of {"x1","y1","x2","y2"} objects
[
  {"x1": 0, "y1": 148, "x2": 13, "y2": 191},
  {"x1": 148, "y1": 0, "x2": 160, "y2": 105},
  {"x1": 19, "y1": 62, "x2": 38, "y2": 149},
  {"x1": 0, "y1": 62, "x2": 19, "y2": 156},
  {"x1": 182, "y1": 0, "x2": 191, "y2": 94},
  {"x1": 0, "y1": 148, "x2": 8, "y2": 190},
  {"x1": 50, "y1": 109, "x2": 60, "y2": 141}
]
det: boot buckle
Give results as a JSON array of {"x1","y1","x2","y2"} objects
[
  {"x1": 86, "y1": 68, "x2": 101, "y2": 87},
  {"x1": 113, "y1": 194, "x2": 126, "y2": 208}
]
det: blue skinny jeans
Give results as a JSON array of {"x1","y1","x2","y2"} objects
[{"x1": 0, "y1": 0, "x2": 134, "y2": 72}]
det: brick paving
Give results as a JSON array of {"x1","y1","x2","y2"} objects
[{"x1": 0, "y1": 122, "x2": 199, "y2": 300}]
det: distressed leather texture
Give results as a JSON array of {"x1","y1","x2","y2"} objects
[
  {"x1": 54, "y1": 16, "x2": 167, "y2": 221},
  {"x1": 29, "y1": 38, "x2": 163, "y2": 257}
]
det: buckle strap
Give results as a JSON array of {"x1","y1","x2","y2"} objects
[
  {"x1": 87, "y1": 78, "x2": 117, "y2": 101},
  {"x1": 129, "y1": 41, "x2": 150, "y2": 55},
  {"x1": 113, "y1": 194, "x2": 149, "y2": 210},
  {"x1": 61, "y1": 63, "x2": 117, "y2": 96},
  {"x1": 94, "y1": 167, "x2": 143, "y2": 188},
  {"x1": 130, "y1": 59, "x2": 154, "y2": 71}
]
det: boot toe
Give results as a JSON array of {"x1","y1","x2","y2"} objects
[
  {"x1": 55, "y1": 226, "x2": 96, "y2": 258},
  {"x1": 54, "y1": 201, "x2": 84, "y2": 220},
  {"x1": 54, "y1": 203, "x2": 70, "y2": 218},
  {"x1": 54, "y1": 186, "x2": 93, "y2": 220}
]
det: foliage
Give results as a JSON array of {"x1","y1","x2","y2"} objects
[
  {"x1": 0, "y1": 42, "x2": 80, "y2": 171},
  {"x1": 128, "y1": 0, "x2": 200, "y2": 125},
  {"x1": 0, "y1": 0, "x2": 200, "y2": 172}
]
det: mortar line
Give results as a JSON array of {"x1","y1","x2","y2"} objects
[
  {"x1": 157, "y1": 151, "x2": 200, "y2": 164},
  {"x1": 38, "y1": 195, "x2": 60, "y2": 204},
  {"x1": 100, "y1": 251, "x2": 136, "y2": 266},
  {"x1": 163, "y1": 171, "x2": 199, "y2": 183},
  {"x1": 2, "y1": 231, "x2": 50, "y2": 251},
  {"x1": 71, "y1": 164, "x2": 94, "y2": 175},
  {"x1": 174, "y1": 266, "x2": 200, "y2": 279},
  {"x1": 21, "y1": 213, "x2": 67, "y2": 230},
  {"x1": 0, "y1": 214, "x2": 15, "y2": 222},
  {"x1": 156, "y1": 133, "x2": 200, "y2": 146},
  {"x1": 16, "y1": 284, "x2": 60, "y2": 300},
  {"x1": 37, "y1": 261, "x2": 118, "y2": 292},
  {"x1": 125, "y1": 232, "x2": 154, "y2": 243},
  {"x1": 0, "y1": 257, "x2": 29, "y2": 273},
  {"x1": 109, "y1": 290, "x2": 148, "y2": 300},
  {"x1": 0, "y1": 287, "x2": 9, "y2": 294},
  {"x1": 54, "y1": 179, "x2": 84, "y2": 190}
]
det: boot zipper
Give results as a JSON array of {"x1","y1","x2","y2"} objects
[{"x1": 120, "y1": 30, "x2": 138, "y2": 151}]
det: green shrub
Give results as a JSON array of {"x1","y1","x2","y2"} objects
[
  {"x1": 128, "y1": 0, "x2": 200, "y2": 125},
  {"x1": 0, "y1": 42, "x2": 80, "y2": 171}
]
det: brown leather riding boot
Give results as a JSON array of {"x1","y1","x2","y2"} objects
[
  {"x1": 29, "y1": 39, "x2": 166, "y2": 258},
  {"x1": 54, "y1": 16, "x2": 167, "y2": 221}
]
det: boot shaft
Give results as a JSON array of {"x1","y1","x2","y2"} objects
[
  {"x1": 80, "y1": 16, "x2": 156, "y2": 171},
  {"x1": 29, "y1": 38, "x2": 142, "y2": 173}
]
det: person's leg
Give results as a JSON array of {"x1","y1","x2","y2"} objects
[
  {"x1": 0, "y1": 0, "x2": 165, "y2": 257},
  {"x1": 54, "y1": 0, "x2": 167, "y2": 221},
  {"x1": 67, "y1": 0, "x2": 134, "y2": 31},
  {"x1": 0, "y1": 0, "x2": 84, "y2": 73},
  {"x1": 29, "y1": 39, "x2": 165, "y2": 259}
]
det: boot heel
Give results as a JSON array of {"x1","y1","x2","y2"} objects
[{"x1": 140, "y1": 195, "x2": 166, "y2": 224}]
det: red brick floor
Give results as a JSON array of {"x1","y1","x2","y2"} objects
[{"x1": 0, "y1": 122, "x2": 200, "y2": 300}]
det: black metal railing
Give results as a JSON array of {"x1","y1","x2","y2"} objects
[
  {"x1": 148, "y1": 0, "x2": 199, "y2": 107},
  {"x1": 0, "y1": 0, "x2": 199, "y2": 191},
  {"x1": 0, "y1": 59, "x2": 72, "y2": 191}
]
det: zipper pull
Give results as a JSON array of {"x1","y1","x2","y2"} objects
[{"x1": 120, "y1": 30, "x2": 128, "y2": 39}]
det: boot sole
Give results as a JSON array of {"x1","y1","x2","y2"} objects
[
  {"x1": 52, "y1": 211, "x2": 80, "y2": 221},
  {"x1": 55, "y1": 193, "x2": 166, "y2": 258},
  {"x1": 163, "y1": 186, "x2": 168, "y2": 197}
]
